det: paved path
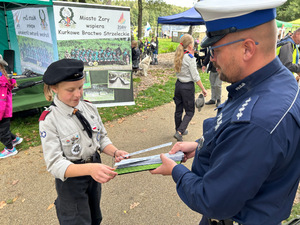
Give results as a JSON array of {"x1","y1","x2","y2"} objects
[{"x1": 0, "y1": 84, "x2": 229, "y2": 225}]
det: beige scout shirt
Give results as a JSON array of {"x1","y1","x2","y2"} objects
[
  {"x1": 176, "y1": 54, "x2": 201, "y2": 83},
  {"x1": 39, "y1": 95, "x2": 112, "y2": 181}
]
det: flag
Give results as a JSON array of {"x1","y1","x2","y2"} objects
[{"x1": 146, "y1": 22, "x2": 151, "y2": 31}]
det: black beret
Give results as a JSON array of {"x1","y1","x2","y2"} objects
[{"x1": 43, "y1": 59, "x2": 84, "y2": 85}]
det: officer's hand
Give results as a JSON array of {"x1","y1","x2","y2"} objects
[
  {"x1": 202, "y1": 89, "x2": 208, "y2": 97},
  {"x1": 170, "y1": 142, "x2": 197, "y2": 162},
  {"x1": 149, "y1": 154, "x2": 177, "y2": 175},
  {"x1": 202, "y1": 66, "x2": 206, "y2": 73},
  {"x1": 90, "y1": 164, "x2": 118, "y2": 183}
]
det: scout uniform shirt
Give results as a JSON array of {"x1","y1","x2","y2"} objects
[
  {"x1": 39, "y1": 95, "x2": 112, "y2": 181},
  {"x1": 176, "y1": 53, "x2": 201, "y2": 83},
  {"x1": 172, "y1": 57, "x2": 300, "y2": 224}
]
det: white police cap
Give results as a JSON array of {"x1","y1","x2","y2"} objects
[{"x1": 195, "y1": 0, "x2": 287, "y2": 48}]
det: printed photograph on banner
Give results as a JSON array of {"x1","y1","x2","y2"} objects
[
  {"x1": 57, "y1": 38, "x2": 131, "y2": 71},
  {"x1": 83, "y1": 70, "x2": 115, "y2": 102},
  {"x1": 108, "y1": 71, "x2": 131, "y2": 89}
]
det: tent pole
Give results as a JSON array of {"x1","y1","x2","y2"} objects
[{"x1": 4, "y1": 3, "x2": 11, "y2": 49}]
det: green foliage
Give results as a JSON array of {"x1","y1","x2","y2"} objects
[
  {"x1": 83, "y1": 0, "x2": 189, "y2": 34},
  {"x1": 277, "y1": 0, "x2": 300, "y2": 22}
]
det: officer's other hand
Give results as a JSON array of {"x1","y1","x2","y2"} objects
[
  {"x1": 170, "y1": 142, "x2": 197, "y2": 162},
  {"x1": 149, "y1": 154, "x2": 176, "y2": 175},
  {"x1": 90, "y1": 164, "x2": 118, "y2": 183}
]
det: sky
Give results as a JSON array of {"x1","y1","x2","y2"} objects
[{"x1": 163, "y1": 0, "x2": 196, "y2": 8}]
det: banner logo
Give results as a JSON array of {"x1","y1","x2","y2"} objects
[
  {"x1": 118, "y1": 13, "x2": 125, "y2": 24},
  {"x1": 13, "y1": 11, "x2": 21, "y2": 29},
  {"x1": 39, "y1": 9, "x2": 48, "y2": 30},
  {"x1": 58, "y1": 7, "x2": 76, "y2": 28}
]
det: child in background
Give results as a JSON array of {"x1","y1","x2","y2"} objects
[
  {"x1": 39, "y1": 58, "x2": 128, "y2": 224},
  {"x1": 173, "y1": 34, "x2": 207, "y2": 142},
  {"x1": 0, "y1": 54, "x2": 23, "y2": 159}
]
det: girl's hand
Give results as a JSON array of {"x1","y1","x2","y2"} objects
[
  {"x1": 202, "y1": 89, "x2": 207, "y2": 97},
  {"x1": 114, "y1": 150, "x2": 129, "y2": 162},
  {"x1": 90, "y1": 163, "x2": 118, "y2": 183}
]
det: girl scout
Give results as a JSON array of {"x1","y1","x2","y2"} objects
[{"x1": 39, "y1": 58, "x2": 128, "y2": 225}]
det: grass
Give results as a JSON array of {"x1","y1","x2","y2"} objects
[
  {"x1": 158, "y1": 38, "x2": 178, "y2": 54},
  {"x1": 5, "y1": 69, "x2": 210, "y2": 152}
]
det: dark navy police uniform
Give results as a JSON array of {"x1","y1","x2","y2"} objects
[{"x1": 172, "y1": 57, "x2": 300, "y2": 225}]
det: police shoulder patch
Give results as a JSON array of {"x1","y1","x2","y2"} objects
[
  {"x1": 39, "y1": 110, "x2": 51, "y2": 121},
  {"x1": 231, "y1": 95, "x2": 259, "y2": 123}
]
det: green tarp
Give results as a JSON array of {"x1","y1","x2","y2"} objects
[
  {"x1": 276, "y1": 19, "x2": 293, "y2": 28},
  {"x1": 0, "y1": 0, "x2": 52, "y2": 112},
  {"x1": 13, "y1": 76, "x2": 49, "y2": 112}
]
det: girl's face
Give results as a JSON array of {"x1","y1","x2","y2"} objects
[{"x1": 51, "y1": 79, "x2": 85, "y2": 107}]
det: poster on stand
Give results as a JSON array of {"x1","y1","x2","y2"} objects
[
  {"x1": 12, "y1": 7, "x2": 55, "y2": 74},
  {"x1": 53, "y1": 1, "x2": 134, "y2": 107}
]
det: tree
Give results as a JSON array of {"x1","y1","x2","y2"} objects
[
  {"x1": 138, "y1": 0, "x2": 143, "y2": 40},
  {"x1": 277, "y1": 0, "x2": 300, "y2": 22}
]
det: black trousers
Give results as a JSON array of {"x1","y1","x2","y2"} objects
[
  {"x1": 55, "y1": 153, "x2": 102, "y2": 225},
  {"x1": 0, "y1": 118, "x2": 16, "y2": 149},
  {"x1": 173, "y1": 80, "x2": 195, "y2": 134}
]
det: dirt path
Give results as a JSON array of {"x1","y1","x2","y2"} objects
[{"x1": 0, "y1": 92, "x2": 227, "y2": 225}]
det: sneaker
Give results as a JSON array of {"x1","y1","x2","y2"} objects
[
  {"x1": 12, "y1": 137, "x2": 23, "y2": 147},
  {"x1": 174, "y1": 131, "x2": 183, "y2": 142},
  {"x1": 0, "y1": 147, "x2": 18, "y2": 159},
  {"x1": 205, "y1": 99, "x2": 215, "y2": 105}
]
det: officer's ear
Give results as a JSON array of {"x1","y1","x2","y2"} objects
[{"x1": 242, "y1": 39, "x2": 257, "y2": 61}]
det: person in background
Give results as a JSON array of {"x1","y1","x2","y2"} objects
[
  {"x1": 0, "y1": 54, "x2": 23, "y2": 159},
  {"x1": 151, "y1": 0, "x2": 300, "y2": 225},
  {"x1": 202, "y1": 50, "x2": 222, "y2": 107},
  {"x1": 138, "y1": 39, "x2": 144, "y2": 55},
  {"x1": 277, "y1": 28, "x2": 300, "y2": 80},
  {"x1": 39, "y1": 59, "x2": 128, "y2": 225},
  {"x1": 131, "y1": 40, "x2": 140, "y2": 69},
  {"x1": 193, "y1": 39, "x2": 202, "y2": 68},
  {"x1": 173, "y1": 34, "x2": 207, "y2": 142}
]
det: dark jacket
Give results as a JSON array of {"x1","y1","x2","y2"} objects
[{"x1": 202, "y1": 51, "x2": 216, "y2": 73}]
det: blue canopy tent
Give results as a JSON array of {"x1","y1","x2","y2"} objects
[{"x1": 157, "y1": 7, "x2": 205, "y2": 26}]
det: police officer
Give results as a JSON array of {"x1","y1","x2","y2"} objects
[
  {"x1": 39, "y1": 59, "x2": 128, "y2": 225},
  {"x1": 277, "y1": 28, "x2": 300, "y2": 80},
  {"x1": 151, "y1": 1, "x2": 300, "y2": 225}
]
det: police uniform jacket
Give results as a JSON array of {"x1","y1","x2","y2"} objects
[
  {"x1": 172, "y1": 57, "x2": 300, "y2": 224},
  {"x1": 39, "y1": 95, "x2": 112, "y2": 181},
  {"x1": 176, "y1": 53, "x2": 201, "y2": 83}
]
